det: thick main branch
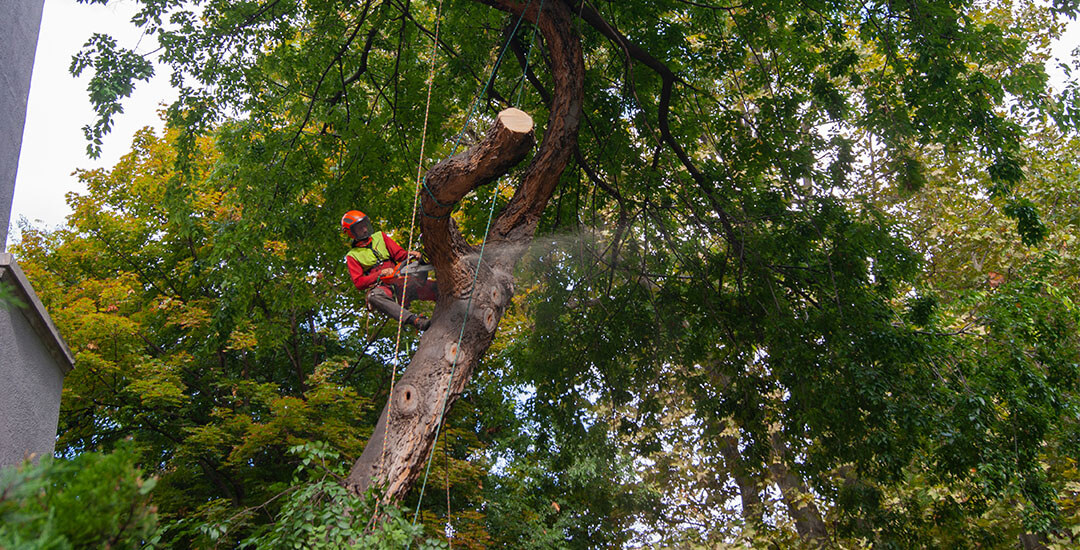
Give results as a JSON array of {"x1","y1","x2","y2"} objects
[{"x1": 346, "y1": 111, "x2": 534, "y2": 502}]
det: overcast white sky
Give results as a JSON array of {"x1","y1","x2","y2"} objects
[
  {"x1": 11, "y1": 0, "x2": 175, "y2": 243},
  {"x1": 9, "y1": 0, "x2": 1080, "y2": 244}
]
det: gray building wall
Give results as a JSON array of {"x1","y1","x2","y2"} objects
[
  {"x1": 0, "y1": 0, "x2": 47, "y2": 246},
  {"x1": 0, "y1": 254, "x2": 74, "y2": 466},
  {"x1": 0, "y1": 0, "x2": 74, "y2": 467},
  {"x1": 0, "y1": 297, "x2": 66, "y2": 464}
]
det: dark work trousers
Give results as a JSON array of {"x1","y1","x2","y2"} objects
[{"x1": 365, "y1": 277, "x2": 438, "y2": 324}]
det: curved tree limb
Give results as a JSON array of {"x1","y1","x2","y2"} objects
[
  {"x1": 570, "y1": 0, "x2": 744, "y2": 254},
  {"x1": 483, "y1": 0, "x2": 585, "y2": 242}
]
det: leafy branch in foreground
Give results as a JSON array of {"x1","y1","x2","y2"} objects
[
  {"x1": 0, "y1": 444, "x2": 160, "y2": 548},
  {"x1": 195, "y1": 442, "x2": 447, "y2": 550}
]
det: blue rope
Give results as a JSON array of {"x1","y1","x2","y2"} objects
[
  {"x1": 419, "y1": 0, "x2": 541, "y2": 219},
  {"x1": 408, "y1": 0, "x2": 539, "y2": 535},
  {"x1": 410, "y1": 164, "x2": 503, "y2": 532},
  {"x1": 420, "y1": 202, "x2": 453, "y2": 220},
  {"x1": 423, "y1": 176, "x2": 456, "y2": 209}
]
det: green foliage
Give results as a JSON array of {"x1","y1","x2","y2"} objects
[
  {"x1": 0, "y1": 444, "x2": 160, "y2": 549},
  {"x1": 1005, "y1": 197, "x2": 1050, "y2": 245},
  {"x1": 896, "y1": 154, "x2": 929, "y2": 193},
  {"x1": 905, "y1": 292, "x2": 939, "y2": 326},
  {"x1": 190, "y1": 442, "x2": 446, "y2": 549},
  {"x1": 70, "y1": 33, "x2": 154, "y2": 158},
  {"x1": 13, "y1": 125, "x2": 401, "y2": 545},
  {"x1": 14, "y1": 118, "x2": 498, "y2": 544},
  {"x1": 33, "y1": 0, "x2": 1080, "y2": 546}
]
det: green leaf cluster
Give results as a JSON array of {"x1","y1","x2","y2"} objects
[
  {"x1": 0, "y1": 444, "x2": 160, "y2": 549},
  {"x1": 190, "y1": 442, "x2": 447, "y2": 549}
]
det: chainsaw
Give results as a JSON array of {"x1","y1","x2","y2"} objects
[{"x1": 379, "y1": 258, "x2": 435, "y2": 284}]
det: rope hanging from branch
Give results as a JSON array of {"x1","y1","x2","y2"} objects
[
  {"x1": 369, "y1": 0, "x2": 540, "y2": 539},
  {"x1": 373, "y1": 0, "x2": 446, "y2": 525}
]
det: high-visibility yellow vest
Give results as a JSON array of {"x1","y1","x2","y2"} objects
[{"x1": 346, "y1": 232, "x2": 392, "y2": 272}]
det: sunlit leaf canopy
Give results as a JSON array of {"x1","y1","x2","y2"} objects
[{"x1": 15, "y1": 0, "x2": 1080, "y2": 545}]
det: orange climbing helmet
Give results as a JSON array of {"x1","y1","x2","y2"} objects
[{"x1": 341, "y1": 210, "x2": 373, "y2": 244}]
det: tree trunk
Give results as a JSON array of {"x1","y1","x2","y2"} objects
[
  {"x1": 346, "y1": 0, "x2": 583, "y2": 503},
  {"x1": 769, "y1": 432, "x2": 828, "y2": 542},
  {"x1": 717, "y1": 434, "x2": 764, "y2": 525},
  {"x1": 1019, "y1": 532, "x2": 1049, "y2": 550}
]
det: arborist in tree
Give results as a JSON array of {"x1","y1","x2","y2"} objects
[{"x1": 342, "y1": 210, "x2": 437, "y2": 331}]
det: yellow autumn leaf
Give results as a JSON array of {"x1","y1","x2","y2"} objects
[{"x1": 264, "y1": 240, "x2": 288, "y2": 259}]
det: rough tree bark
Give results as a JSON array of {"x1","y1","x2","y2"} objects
[{"x1": 346, "y1": 0, "x2": 584, "y2": 502}]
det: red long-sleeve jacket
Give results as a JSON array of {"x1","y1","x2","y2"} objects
[{"x1": 346, "y1": 232, "x2": 408, "y2": 290}]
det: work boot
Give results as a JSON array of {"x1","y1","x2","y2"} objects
[{"x1": 410, "y1": 315, "x2": 431, "y2": 331}]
